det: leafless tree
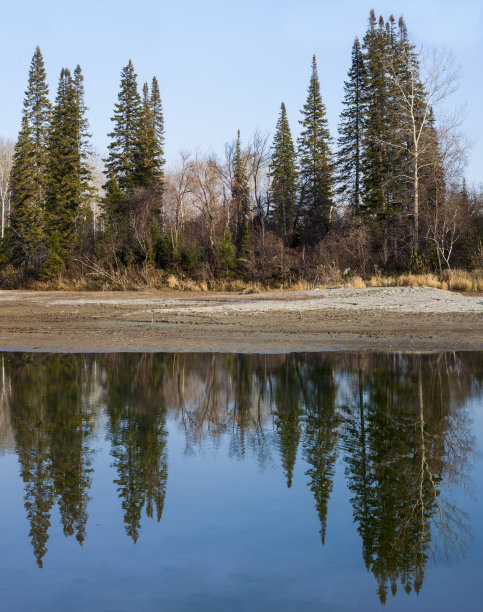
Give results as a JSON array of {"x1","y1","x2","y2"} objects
[
  {"x1": 0, "y1": 137, "x2": 14, "y2": 240},
  {"x1": 188, "y1": 153, "x2": 224, "y2": 247},
  {"x1": 164, "y1": 151, "x2": 194, "y2": 252},
  {"x1": 87, "y1": 151, "x2": 106, "y2": 238},
  {"x1": 386, "y1": 47, "x2": 460, "y2": 253}
]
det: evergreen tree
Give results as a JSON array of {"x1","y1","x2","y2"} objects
[
  {"x1": 218, "y1": 225, "x2": 235, "y2": 276},
  {"x1": 361, "y1": 11, "x2": 390, "y2": 220},
  {"x1": 106, "y1": 60, "x2": 142, "y2": 192},
  {"x1": 135, "y1": 82, "x2": 154, "y2": 189},
  {"x1": 361, "y1": 13, "x2": 405, "y2": 263},
  {"x1": 45, "y1": 67, "x2": 92, "y2": 267},
  {"x1": 23, "y1": 46, "x2": 51, "y2": 204},
  {"x1": 270, "y1": 102, "x2": 298, "y2": 244},
  {"x1": 8, "y1": 117, "x2": 45, "y2": 268},
  {"x1": 337, "y1": 38, "x2": 366, "y2": 213},
  {"x1": 232, "y1": 131, "x2": 251, "y2": 258},
  {"x1": 134, "y1": 77, "x2": 165, "y2": 192},
  {"x1": 298, "y1": 55, "x2": 334, "y2": 241},
  {"x1": 149, "y1": 76, "x2": 166, "y2": 192},
  {"x1": 72, "y1": 65, "x2": 93, "y2": 205},
  {"x1": 8, "y1": 46, "x2": 51, "y2": 270}
]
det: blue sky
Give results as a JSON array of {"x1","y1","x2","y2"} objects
[{"x1": 0, "y1": 0, "x2": 481, "y2": 184}]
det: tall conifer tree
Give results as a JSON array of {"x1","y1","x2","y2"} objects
[
  {"x1": 150, "y1": 76, "x2": 166, "y2": 192},
  {"x1": 9, "y1": 117, "x2": 45, "y2": 267},
  {"x1": 8, "y1": 46, "x2": 51, "y2": 269},
  {"x1": 23, "y1": 46, "x2": 51, "y2": 204},
  {"x1": 337, "y1": 38, "x2": 366, "y2": 213},
  {"x1": 135, "y1": 78, "x2": 165, "y2": 193},
  {"x1": 297, "y1": 56, "x2": 334, "y2": 241},
  {"x1": 72, "y1": 65, "x2": 93, "y2": 204},
  {"x1": 232, "y1": 131, "x2": 251, "y2": 258},
  {"x1": 270, "y1": 102, "x2": 298, "y2": 244},
  {"x1": 46, "y1": 66, "x2": 92, "y2": 266},
  {"x1": 106, "y1": 60, "x2": 142, "y2": 192}
]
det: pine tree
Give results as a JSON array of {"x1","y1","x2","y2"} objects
[
  {"x1": 232, "y1": 131, "x2": 251, "y2": 258},
  {"x1": 297, "y1": 55, "x2": 334, "y2": 241},
  {"x1": 360, "y1": 13, "x2": 404, "y2": 264},
  {"x1": 337, "y1": 38, "x2": 366, "y2": 214},
  {"x1": 150, "y1": 76, "x2": 166, "y2": 192},
  {"x1": 106, "y1": 60, "x2": 142, "y2": 192},
  {"x1": 45, "y1": 67, "x2": 92, "y2": 268},
  {"x1": 218, "y1": 225, "x2": 235, "y2": 276},
  {"x1": 8, "y1": 116, "x2": 45, "y2": 268},
  {"x1": 23, "y1": 46, "x2": 51, "y2": 204},
  {"x1": 8, "y1": 46, "x2": 51, "y2": 270},
  {"x1": 270, "y1": 102, "x2": 298, "y2": 244},
  {"x1": 361, "y1": 11, "x2": 391, "y2": 219},
  {"x1": 72, "y1": 65, "x2": 93, "y2": 206},
  {"x1": 134, "y1": 78, "x2": 165, "y2": 193}
]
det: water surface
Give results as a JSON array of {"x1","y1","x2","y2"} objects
[{"x1": 0, "y1": 351, "x2": 482, "y2": 611}]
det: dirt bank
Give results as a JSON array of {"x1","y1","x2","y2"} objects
[{"x1": 0, "y1": 287, "x2": 482, "y2": 353}]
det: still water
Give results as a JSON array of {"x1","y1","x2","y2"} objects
[{"x1": 0, "y1": 351, "x2": 482, "y2": 611}]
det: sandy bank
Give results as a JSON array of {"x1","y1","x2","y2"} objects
[{"x1": 0, "y1": 287, "x2": 482, "y2": 353}]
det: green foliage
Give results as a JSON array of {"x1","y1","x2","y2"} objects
[
  {"x1": 218, "y1": 225, "x2": 235, "y2": 277},
  {"x1": 270, "y1": 102, "x2": 298, "y2": 244},
  {"x1": 232, "y1": 131, "x2": 251, "y2": 257},
  {"x1": 337, "y1": 38, "x2": 366, "y2": 213},
  {"x1": 8, "y1": 116, "x2": 46, "y2": 269},
  {"x1": 298, "y1": 56, "x2": 334, "y2": 241},
  {"x1": 8, "y1": 47, "x2": 51, "y2": 271},
  {"x1": 180, "y1": 242, "x2": 200, "y2": 274},
  {"x1": 106, "y1": 60, "x2": 142, "y2": 192},
  {"x1": 134, "y1": 77, "x2": 165, "y2": 193},
  {"x1": 45, "y1": 66, "x2": 92, "y2": 265}
]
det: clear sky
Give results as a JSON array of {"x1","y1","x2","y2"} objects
[{"x1": 0, "y1": 0, "x2": 481, "y2": 184}]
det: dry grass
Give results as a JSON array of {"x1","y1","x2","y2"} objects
[{"x1": 6, "y1": 267, "x2": 483, "y2": 294}]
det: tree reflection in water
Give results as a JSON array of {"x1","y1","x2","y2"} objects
[{"x1": 1, "y1": 351, "x2": 481, "y2": 602}]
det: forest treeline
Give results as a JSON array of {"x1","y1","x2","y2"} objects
[
  {"x1": 0, "y1": 10, "x2": 482, "y2": 288},
  {"x1": 1, "y1": 351, "x2": 481, "y2": 600}
]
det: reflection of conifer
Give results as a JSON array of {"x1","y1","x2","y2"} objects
[
  {"x1": 273, "y1": 355, "x2": 303, "y2": 488},
  {"x1": 302, "y1": 361, "x2": 338, "y2": 545},
  {"x1": 340, "y1": 369, "x2": 374, "y2": 569},
  {"x1": 46, "y1": 355, "x2": 93, "y2": 544},
  {"x1": 110, "y1": 411, "x2": 168, "y2": 542},
  {"x1": 105, "y1": 354, "x2": 168, "y2": 542},
  {"x1": 230, "y1": 354, "x2": 253, "y2": 459},
  {"x1": 22, "y1": 436, "x2": 54, "y2": 568},
  {"x1": 8, "y1": 354, "x2": 95, "y2": 565},
  {"x1": 340, "y1": 354, "x2": 471, "y2": 604}
]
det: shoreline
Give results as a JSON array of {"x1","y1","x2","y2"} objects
[{"x1": 0, "y1": 287, "x2": 482, "y2": 353}]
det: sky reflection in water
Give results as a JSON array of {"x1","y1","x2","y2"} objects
[{"x1": 0, "y1": 351, "x2": 482, "y2": 611}]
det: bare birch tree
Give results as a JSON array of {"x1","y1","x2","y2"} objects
[
  {"x1": 386, "y1": 47, "x2": 460, "y2": 253},
  {"x1": 0, "y1": 137, "x2": 14, "y2": 240}
]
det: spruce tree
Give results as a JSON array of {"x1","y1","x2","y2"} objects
[
  {"x1": 218, "y1": 225, "x2": 235, "y2": 276},
  {"x1": 149, "y1": 76, "x2": 165, "y2": 192},
  {"x1": 106, "y1": 60, "x2": 142, "y2": 192},
  {"x1": 135, "y1": 78, "x2": 165, "y2": 193},
  {"x1": 8, "y1": 116, "x2": 45, "y2": 268},
  {"x1": 270, "y1": 102, "x2": 298, "y2": 245},
  {"x1": 297, "y1": 55, "x2": 334, "y2": 241},
  {"x1": 23, "y1": 46, "x2": 51, "y2": 204},
  {"x1": 361, "y1": 11, "x2": 391, "y2": 220},
  {"x1": 45, "y1": 67, "x2": 92, "y2": 268},
  {"x1": 360, "y1": 12, "x2": 404, "y2": 264},
  {"x1": 72, "y1": 65, "x2": 93, "y2": 205},
  {"x1": 8, "y1": 46, "x2": 51, "y2": 270},
  {"x1": 337, "y1": 38, "x2": 366, "y2": 214},
  {"x1": 232, "y1": 131, "x2": 251, "y2": 258}
]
